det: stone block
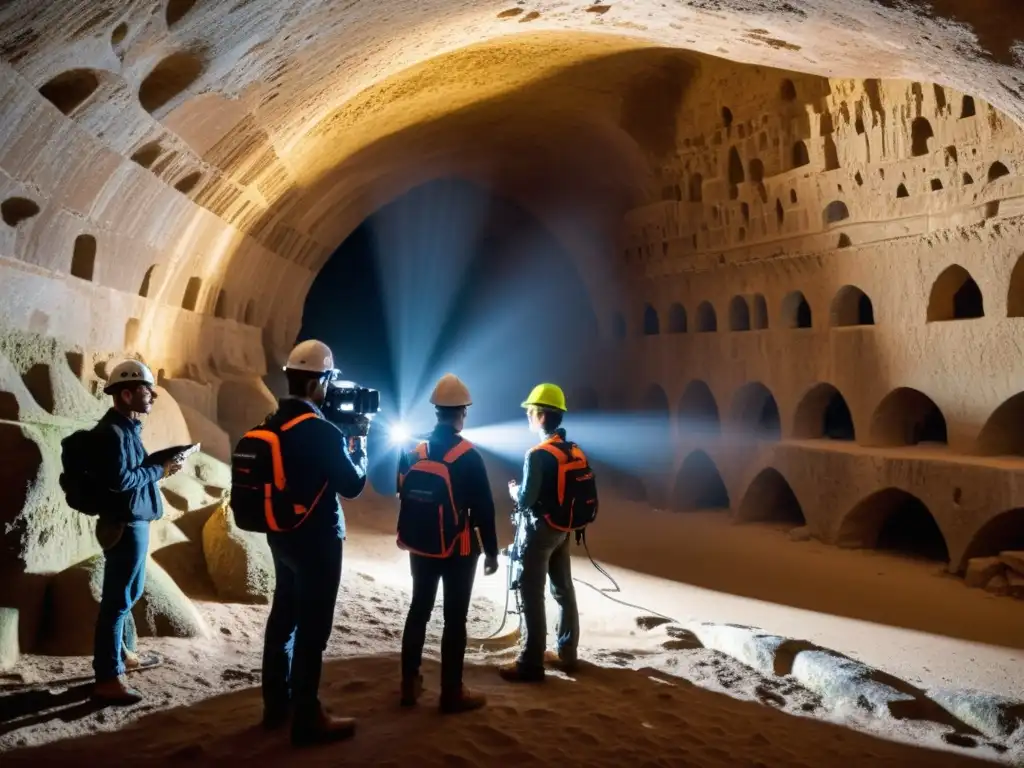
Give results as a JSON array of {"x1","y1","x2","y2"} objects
[
  {"x1": 202, "y1": 502, "x2": 273, "y2": 604},
  {"x1": 964, "y1": 557, "x2": 1005, "y2": 589}
]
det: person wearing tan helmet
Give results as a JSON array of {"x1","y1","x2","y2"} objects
[{"x1": 396, "y1": 373, "x2": 499, "y2": 713}]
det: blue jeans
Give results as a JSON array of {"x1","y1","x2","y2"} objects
[
  {"x1": 262, "y1": 532, "x2": 343, "y2": 720},
  {"x1": 517, "y1": 516, "x2": 579, "y2": 670},
  {"x1": 93, "y1": 520, "x2": 149, "y2": 681}
]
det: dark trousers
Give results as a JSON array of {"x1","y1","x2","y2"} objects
[
  {"x1": 401, "y1": 553, "x2": 479, "y2": 694},
  {"x1": 93, "y1": 520, "x2": 148, "y2": 681},
  {"x1": 262, "y1": 533, "x2": 343, "y2": 720},
  {"x1": 517, "y1": 517, "x2": 579, "y2": 670}
]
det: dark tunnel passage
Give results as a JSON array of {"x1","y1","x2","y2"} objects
[{"x1": 298, "y1": 178, "x2": 600, "y2": 492}]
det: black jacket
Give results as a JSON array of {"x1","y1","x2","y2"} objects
[
  {"x1": 94, "y1": 408, "x2": 164, "y2": 523},
  {"x1": 264, "y1": 397, "x2": 367, "y2": 540},
  {"x1": 397, "y1": 424, "x2": 499, "y2": 559}
]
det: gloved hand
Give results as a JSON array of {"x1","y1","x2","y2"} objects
[
  {"x1": 574, "y1": 530, "x2": 584, "y2": 545},
  {"x1": 483, "y1": 555, "x2": 499, "y2": 575}
]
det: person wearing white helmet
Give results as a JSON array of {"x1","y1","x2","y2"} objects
[
  {"x1": 258, "y1": 339, "x2": 368, "y2": 747},
  {"x1": 90, "y1": 359, "x2": 184, "y2": 705},
  {"x1": 395, "y1": 373, "x2": 499, "y2": 713}
]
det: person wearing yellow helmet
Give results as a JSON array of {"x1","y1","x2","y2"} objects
[{"x1": 499, "y1": 382, "x2": 598, "y2": 683}]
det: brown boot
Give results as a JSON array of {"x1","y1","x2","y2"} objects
[
  {"x1": 91, "y1": 676, "x2": 143, "y2": 705},
  {"x1": 544, "y1": 650, "x2": 579, "y2": 673},
  {"x1": 400, "y1": 675, "x2": 423, "y2": 707},
  {"x1": 498, "y1": 662, "x2": 545, "y2": 683},
  {"x1": 439, "y1": 686, "x2": 487, "y2": 714},
  {"x1": 291, "y1": 704, "x2": 357, "y2": 747}
]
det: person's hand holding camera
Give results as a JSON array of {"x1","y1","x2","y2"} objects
[
  {"x1": 483, "y1": 555, "x2": 499, "y2": 575},
  {"x1": 162, "y1": 459, "x2": 184, "y2": 479}
]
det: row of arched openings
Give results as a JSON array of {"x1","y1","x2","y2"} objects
[
  {"x1": 629, "y1": 254, "x2": 1024, "y2": 337},
  {"x1": 636, "y1": 286, "x2": 873, "y2": 336},
  {"x1": 668, "y1": 454, "x2": 1024, "y2": 568},
  {"x1": 137, "y1": 265, "x2": 257, "y2": 324},
  {"x1": 626, "y1": 379, "x2": 1024, "y2": 456}
]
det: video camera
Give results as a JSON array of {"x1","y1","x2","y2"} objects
[{"x1": 321, "y1": 378, "x2": 381, "y2": 437}]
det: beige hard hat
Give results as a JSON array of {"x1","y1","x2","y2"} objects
[
  {"x1": 430, "y1": 373, "x2": 472, "y2": 408},
  {"x1": 284, "y1": 339, "x2": 335, "y2": 374},
  {"x1": 104, "y1": 359, "x2": 156, "y2": 394}
]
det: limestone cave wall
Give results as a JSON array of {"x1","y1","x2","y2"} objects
[{"x1": 615, "y1": 70, "x2": 1024, "y2": 576}]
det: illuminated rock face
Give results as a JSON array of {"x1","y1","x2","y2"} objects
[{"x1": 0, "y1": 0, "x2": 1023, "y2": 649}]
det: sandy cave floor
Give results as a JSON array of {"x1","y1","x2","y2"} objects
[{"x1": 1, "y1": 492, "x2": 1023, "y2": 766}]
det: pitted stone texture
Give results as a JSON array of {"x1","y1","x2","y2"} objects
[{"x1": 202, "y1": 502, "x2": 274, "y2": 604}]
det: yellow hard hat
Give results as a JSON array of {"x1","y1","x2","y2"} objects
[{"x1": 521, "y1": 383, "x2": 567, "y2": 412}]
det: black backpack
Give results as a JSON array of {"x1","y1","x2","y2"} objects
[
  {"x1": 532, "y1": 438, "x2": 599, "y2": 532},
  {"x1": 230, "y1": 412, "x2": 327, "y2": 534},
  {"x1": 59, "y1": 427, "x2": 110, "y2": 516},
  {"x1": 397, "y1": 440, "x2": 475, "y2": 558}
]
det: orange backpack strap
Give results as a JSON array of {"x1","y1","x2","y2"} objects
[
  {"x1": 280, "y1": 412, "x2": 319, "y2": 432},
  {"x1": 243, "y1": 429, "x2": 287, "y2": 491},
  {"x1": 442, "y1": 439, "x2": 474, "y2": 464}
]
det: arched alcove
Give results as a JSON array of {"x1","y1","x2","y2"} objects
[
  {"x1": 167, "y1": 0, "x2": 199, "y2": 27},
  {"x1": 793, "y1": 383, "x2": 855, "y2": 440},
  {"x1": 677, "y1": 380, "x2": 720, "y2": 436},
  {"x1": 672, "y1": 450, "x2": 730, "y2": 512},
  {"x1": 961, "y1": 95, "x2": 976, "y2": 118},
  {"x1": 174, "y1": 171, "x2": 202, "y2": 195},
  {"x1": 124, "y1": 317, "x2": 140, "y2": 349},
  {"x1": 976, "y1": 393, "x2": 1024, "y2": 456},
  {"x1": 643, "y1": 303, "x2": 660, "y2": 335},
  {"x1": 988, "y1": 161, "x2": 1010, "y2": 183},
  {"x1": 728, "y1": 147, "x2": 744, "y2": 199},
  {"x1": 728, "y1": 295, "x2": 751, "y2": 331},
  {"x1": 775, "y1": 198, "x2": 785, "y2": 227},
  {"x1": 730, "y1": 382, "x2": 781, "y2": 440},
  {"x1": 752, "y1": 294, "x2": 769, "y2": 329},
  {"x1": 139, "y1": 265, "x2": 156, "y2": 298},
  {"x1": 869, "y1": 388, "x2": 948, "y2": 446},
  {"x1": 897, "y1": 183, "x2": 910, "y2": 198},
  {"x1": 736, "y1": 467, "x2": 805, "y2": 525},
  {"x1": 1007, "y1": 254, "x2": 1024, "y2": 317},
  {"x1": 792, "y1": 141, "x2": 810, "y2": 169},
  {"x1": 642, "y1": 383, "x2": 670, "y2": 415},
  {"x1": 696, "y1": 301, "x2": 717, "y2": 333},
  {"x1": 689, "y1": 173, "x2": 703, "y2": 203},
  {"x1": 823, "y1": 200, "x2": 849, "y2": 226},
  {"x1": 214, "y1": 289, "x2": 228, "y2": 319},
  {"x1": 38, "y1": 69, "x2": 99, "y2": 115},
  {"x1": 781, "y1": 290, "x2": 812, "y2": 329},
  {"x1": 668, "y1": 302, "x2": 687, "y2": 333},
  {"x1": 959, "y1": 509, "x2": 1024, "y2": 566},
  {"x1": 836, "y1": 489, "x2": 949, "y2": 562},
  {"x1": 927, "y1": 264, "x2": 984, "y2": 321},
  {"x1": 830, "y1": 285, "x2": 875, "y2": 326},
  {"x1": 749, "y1": 158, "x2": 765, "y2": 183},
  {"x1": 139, "y1": 51, "x2": 206, "y2": 114},
  {"x1": 130, "y1": 141, "x2": 162, "y2": 169},
  {"x1": 181, "y1": 276, "x2": 202, "y2": 311},
  {"x1": 910, "y1": 117, "x2": 934, "y2": 156},
  {"x1": 780, "y1": 79, "x2": 797, "y2": 101},
  {"x1": 71, "y1": 234, "x2": 96, "y2": 281},
  {"x1": 1, "y1": 197, "x2": 40, "y2": 227}
]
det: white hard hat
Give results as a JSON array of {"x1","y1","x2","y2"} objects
[
  {"x1": 284, "y1": 339, "x2": 335, "y2": 374},
  {"x1": 430, "y1": 373, "x2": 472, "y2": 408},
  {"x1": 104, "y1": 359, "x2": 156, "y2": 394}
]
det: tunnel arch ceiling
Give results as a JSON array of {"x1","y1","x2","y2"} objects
[{"x1": 0, "y1": 4, "x2": 1021, "y2": 377}]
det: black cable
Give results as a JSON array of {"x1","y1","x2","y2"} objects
[{"x1": 574, "y1": 532, "x2": 679, "y2": 624}]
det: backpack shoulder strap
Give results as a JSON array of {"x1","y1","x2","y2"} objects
[
  {"x1": 280, "y1": 412, "x2": 320, "y2": 432},
  {"x1": 532, "y1": 437, "x2": 569, "y2": 464},
  {"x1": 442, "y1": 439, "x2": 474, "y2": 464}
]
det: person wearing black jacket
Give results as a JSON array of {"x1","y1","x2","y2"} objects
[
  {"x1": 260, "y1": 340, "x2": 368, "y2": 747},
  {"x1": 397, "y1": 373, "x2": 498, "y2": 713},
  {"x1": 92, "y1": 360, "x2": 183, "y2": 704}
]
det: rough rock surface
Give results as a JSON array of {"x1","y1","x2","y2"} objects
[
  {"x1": 1000, "y1": 551, "x2": 1024, "y2": 576},
  {"x1": 965, "y1": 556, "x2": 1006, "y2": 588},
  {"x1": 986, "y1": 573, "x2": 1011, "y2": 597},
  {"x1": 202, "y1": 503, "x2": 274, "y2": 604},
  {"x1": 0, "y1": 607, "x2": 18, "y2": 671},
  {"x1": 45, "y1": 553, "x2": 209, "y2": 655},
  {"x1": 177, "y1": 403, "x2": 232, "y2": 464}
]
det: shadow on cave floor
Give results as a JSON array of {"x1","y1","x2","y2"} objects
[
  {"x1": 576, "y1": 500, "x2": 1024, "y2": 652},
  {"x1": 0, "y1": 654, "x2": 995, "y2": 767}
]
